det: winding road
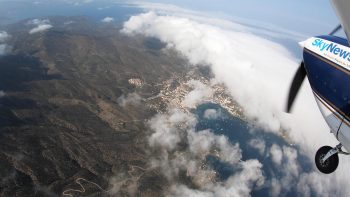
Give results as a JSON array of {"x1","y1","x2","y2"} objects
[{"x1": 62, "y1": 165, "x2": 148, "y2": 197}]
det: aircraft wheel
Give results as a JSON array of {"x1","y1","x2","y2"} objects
[{"x1": 315, "y1": 146, "x2": 339, "y2": 174}]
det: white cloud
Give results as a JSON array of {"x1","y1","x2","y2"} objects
[
  {"x1": 0, "y1": 31, "x2": 11, "y2": 55},
  {"x1": 0, "y1": 31, "x2": 10, "y2": 42},
  {"x1": 29, "y1": 24, "x2": 52, "y2": 34},
  {"x1": 188, "y1": 129, "x2": 242, "y2": 164},
  {"x1": 63, "y1": 0, "x2": 93, "y2": 5},
  {"x1": 183, "y1": 80, "x2": 213, "y2": 108},
  {"x1": 28, "y1": 19, "x2": 52, "y2": 34},
  {"x1": 203, "y1": 109, "x2": 220, "y2": 120},
  {"x1": 28, "y1": 19, "x2": 48, "y2": 25},
  {"x1": 148, "y1": 109, "x2": 197, "y2": 151},
  {"x1": 0, "y1": 43, "x2": 12, "y2": 55},
  {"x1": 0, "y1": 91, "x2": 5, "y2": 98},
  {"x1": 269, "y1": 178, "x2": 282, "y2": 197},
  {"x1": 117, "y1": 92, "x2": 142, "y2": 107},
  {"x1": 0, "y1": 44, "x2": 7, "y2": 55},
  {"x1": 101, "y1": 17, "x2": 114, "y2": 23},
  {"x1": 270, "y1": 146, "x2": 300, "y2": 193},
  {"x1": 296, "y1": 172, "x2": 343, "y2": 197},
  {"x1": 282, "y1": 146, "x2": 299, "y2": 178},
  {"x1": 248, "y1": 138, "x2": 266, "y2": 155},
  {"x1": 187, "y1": 129, "x2": 215, "y2": 158},
  {"x1": 269, "y1": 144, "x2": 283, "y2": 166},
  {"x1": 64, "y1": 21, "x2": 75, "y2": 25},
  {"x1": 98, "y1": 6, "x2": 112, "y2": 11}
]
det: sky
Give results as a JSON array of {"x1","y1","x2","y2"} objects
[
  {"x1": 0, "y1": 0, "x2": 340, "y2": 37},
  {"x1": 132, "y1": 0, "x2": 339, "y2": 37}
]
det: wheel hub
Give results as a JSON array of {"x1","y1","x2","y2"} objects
[{"x1": 319, "y1": 154, "x2": 329, "y2": 168}]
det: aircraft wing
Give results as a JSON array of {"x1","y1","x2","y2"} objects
[{"x1": 331, "y1": 0, "x2": 350, "y2": 41}]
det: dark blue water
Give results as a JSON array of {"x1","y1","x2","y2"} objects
[{"x1": 194, "y1": 103, "x2": 314, "y2": 196}]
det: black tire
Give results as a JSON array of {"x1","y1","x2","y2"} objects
[{"x1": 315, "y1": 146, "x2": 339, "y2": 174}]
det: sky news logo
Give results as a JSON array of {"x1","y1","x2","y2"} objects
[{"x1": 312, "y1": 38, "x2": 350, "y2": 62}]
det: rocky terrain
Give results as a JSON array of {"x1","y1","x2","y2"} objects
[{"x1": 0, "y1": 16, "x2": 244, "y2": 196}]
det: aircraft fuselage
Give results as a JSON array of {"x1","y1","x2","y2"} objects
[{"x1": 303, "y1": 35, "x2": 350, "y2": 152}]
